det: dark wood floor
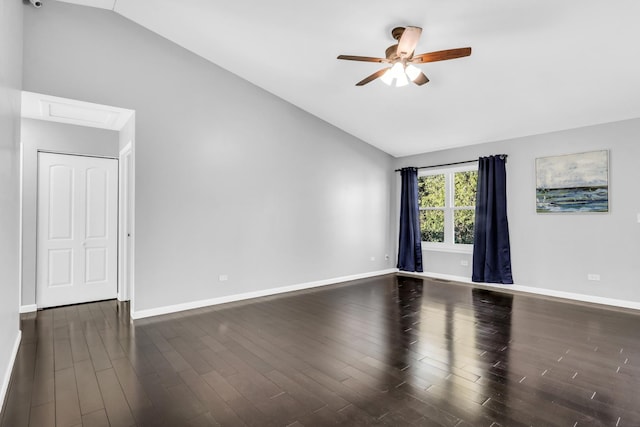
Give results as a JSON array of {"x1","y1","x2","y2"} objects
[{"x1": 2, "y1": 275, "x2": 640, "y2": 426}]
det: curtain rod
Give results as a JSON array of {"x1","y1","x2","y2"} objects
[{"x1": 394, "y1": 154, "x2": 507, "y2": 172}]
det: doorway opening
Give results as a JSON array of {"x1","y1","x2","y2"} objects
[{"x1": 21, "y1": 91, "x2": 135, "y2": 314}]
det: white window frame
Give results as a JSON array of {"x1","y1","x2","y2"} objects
[{"x1": 419, "y1": 163, "x2": 478, "y2": 253}]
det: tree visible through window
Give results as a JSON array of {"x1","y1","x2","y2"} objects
[
  {"x1": 418, "y1": 167, "x2": 478, "y2": 247},
  {"x1": 418, "y1": 174, "x2": 445, "y2": 242}
]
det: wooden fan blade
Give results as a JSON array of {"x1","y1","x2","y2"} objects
[
  {"x1": 412, "y1": 72, "x2": 429, "y2": 86},
  {"x1": 397, "y1": 26, "x2": 422, "y2": 59},
  {"x1": 411, "y1": 47, "x2": 472, "y2": 63},
  {"x1": 355, "y1": 68, "x2": 389, "y2": 86},
  {"x1": 337, "y1": 55, "x2": 387, "y2": 63}
]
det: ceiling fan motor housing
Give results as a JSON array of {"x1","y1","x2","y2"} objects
[{"x1": 391, "y1": 27, "x2": 406, "y2": 41}]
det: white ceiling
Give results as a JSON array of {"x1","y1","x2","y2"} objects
[{"x1": 54, "y1": 0, "x2": 640, "y2": 157}]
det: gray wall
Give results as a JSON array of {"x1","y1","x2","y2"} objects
[
  {"x1": 20, "y1": 118, "x2": 119, "y2": 306},
  {"x1": 0, "y1": 0, "x2": 23, "y2": 408},
  {"x1": 395, "y1": 119, "x2": 640, "y2": 303},
  {"x1": 22, "y1": 2, "x2": 394, "y2": 313}
]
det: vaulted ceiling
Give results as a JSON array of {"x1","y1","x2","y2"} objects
[{"x1": 53, "y1": 0, "x2": 640, "y2": 157}]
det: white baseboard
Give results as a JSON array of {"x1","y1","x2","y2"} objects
[
  {"x1": 19, "y1": 304, "x2": 37, "y2": 314},
  {"x1": 400, "y1": 271, "x2": 471, "y2": 284},
  {"x1": 0, "y1": 331, "x2": 22, "y2": 415},
  {"x1": 399, "y1": 271, "x2": 640, "y2": 311},
  {"x1": 131, "y1": 269, "x2": 398, "y2": 320},
  {"x1": 130, "y1": 267, "x2": 640, "y2": 320}
]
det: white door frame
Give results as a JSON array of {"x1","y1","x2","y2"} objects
[
  {"x1": 118, "y1": 142, "x2": 133, "y2": 301},
  {"x1": 18, "y1": 142, "x2": 24, "y2": 310},
  {"x1": 33, "y1": 146, "x2": 135, "y2": 307}
]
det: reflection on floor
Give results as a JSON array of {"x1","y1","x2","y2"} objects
[{"x1": 3, "y1": 274, "x2": 640, "y2": 426}]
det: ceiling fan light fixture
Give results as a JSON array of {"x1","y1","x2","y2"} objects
[
  {"x1": 405, "y1": 64, "x2": 422, "y2": 81},
  {"x1": 380, "y1": 69, "x2": 394, "y2": 86},
  {"x1": 394, "y1": 70, "x2": 409, "y2": 87},
  {"x1": 389, "y1": 62, "x2": 405, "y2": 79},
  {"x1": 378, "y1": 62, "x2": 409, "y2": 87}
]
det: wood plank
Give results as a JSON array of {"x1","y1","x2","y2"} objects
[
  {"x1": 95, "y1": 368, "x2": 136, "y2": 427},
  {"x1": 73, "y1": 359, "x2": 104, "y2": 415},
  {"x1": 54, "y1": 367, "x2": 81, "y2": 427},
  {"x1": 81, "y1": 409, "x2": 110, "y2": 427},
  {"x1": 28, "y1": 402, "x2": 55, "y2": 427}
]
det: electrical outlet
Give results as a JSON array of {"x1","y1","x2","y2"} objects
[
  {"x1": 219, "y1": 274, "x2": 228, "y2": 282},
  {"x1": 460, "y1": 260, "x2": 469, "y2": 267},
  {"x1": 587, "y1": 274, "x2": 600, "y2": 281}
]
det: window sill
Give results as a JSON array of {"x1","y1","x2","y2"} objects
[{"x1": 421, "y1": 244, "x2": 473, "y2": 254}]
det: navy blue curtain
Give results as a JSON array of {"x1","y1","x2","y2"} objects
[
  {"x1": 472, "y1": 156, "x2": 513, "y2": 284},
  {"x1": 397, "y1": 167, "x2": 423, "y2": 272}
]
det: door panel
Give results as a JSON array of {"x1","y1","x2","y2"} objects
[
  {"x1": 37, "y1": 152, "x2": 118, "y2": 308},
  {"x1": 48, "y1": 165, "x2": 74, "y2": 240},
  {"x1": 48, "y1": 249, "x2": 73, "y2": 287},
  {"x1": 86, "y1": 167, "x2": 107, "y2": 239},
  {"x1": 85, "y1": 247, "x2": 107, "y2": 283}
]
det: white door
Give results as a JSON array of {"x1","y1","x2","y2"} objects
[{"x1": 37, "y1": 152, "x2": 118, "y2": 308}]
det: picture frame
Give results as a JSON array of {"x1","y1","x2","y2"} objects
[{"x1": 535, "y1": 150, "x2": 609, "y2": 213}]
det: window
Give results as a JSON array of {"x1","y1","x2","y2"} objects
[{"x1": 418, "y1": 165, "x2": 478, "y2": 251}]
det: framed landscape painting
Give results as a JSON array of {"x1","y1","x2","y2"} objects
[{"x1": 535, "y1": 150, "x2": 609, "y2": 213}]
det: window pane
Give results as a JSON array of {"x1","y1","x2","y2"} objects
[
  {"x1": 420, "y1": 210, "x2": 444, "y2": 242},
  {"x1": 454, "y1": 170, "x2": 478, "y2": 207},
  {"x1": 454, "y1": 209, "x2": 475, "y2": 244},
  {"x1": 418, "y1": 174, "x2": 445, "y2": 207}
]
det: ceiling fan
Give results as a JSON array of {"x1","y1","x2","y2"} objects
[{"x1": 337, "y1": 26, "x2": 471, "y2": 87}]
